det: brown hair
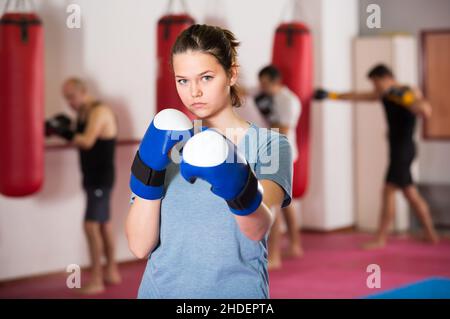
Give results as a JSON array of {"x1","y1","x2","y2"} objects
[
  {"x1": 367, "y1": 64, "x2": 394, "y2": 79},
  {"x1": 64, "y1": 77, "x2": 87, "y2": 93},
  {"x1": 171, "y1": 24, "x2": 243, "y2": 108}
]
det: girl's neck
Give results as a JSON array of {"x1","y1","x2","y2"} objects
[{"x1": 203, "y1": 104, "x2": 250, "y2": 146}]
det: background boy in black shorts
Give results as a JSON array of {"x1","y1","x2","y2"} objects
[
  {"x1": 47, "y1": 78, "x2": 122, "y2": 293},
  {"x1": 314, "y1": 64, "x2": 439, "y2": 249}
]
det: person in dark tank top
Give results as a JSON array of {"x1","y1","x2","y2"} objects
[
  {"x1": 61, "y1": 77, "x2": 122, "y2": 294},
  {"x1": 313, "y1": 64, "x2": 439, "y2": 249}
]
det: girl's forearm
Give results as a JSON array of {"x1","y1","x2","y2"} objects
[
  {"x1": 234, "y1": 203, "x2": 274, "y2": 241},
  {"x1": 126, "y1": 197, "x2": 162, "y2": 259}
]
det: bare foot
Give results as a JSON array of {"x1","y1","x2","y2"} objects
[
  {"x1": 362, "y1": 238, "x2": 386, "y2": 250},
  {"x1": 76, "y1": 280, "x2": 105, "y2": 295},
  {"x1": 104, "y1": 266, "x2": 122, "y2": 285},
  {"x1": 424, "y1": 232, "x2": 440, "y2": 244},
  {"x1": 283, "y1": 245, "x2": 304, "y2": 259},
  {"x1": 268, "y1": 256, "x2": 282, "y2": 271}
]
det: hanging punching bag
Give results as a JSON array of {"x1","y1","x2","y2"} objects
[
  {"x1": 0, "y1": 10, "x2": 44, "y2": 197},
  {"x1": 272, "y1": 22, "x2": 313, "y2": 199},
  {"x1": 156, "y1": 3, "x2": 194, "y2": 118}
]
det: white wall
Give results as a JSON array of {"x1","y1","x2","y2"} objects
[{"x1": 301, "y1": 0, "x2": 358, "y2": 230}]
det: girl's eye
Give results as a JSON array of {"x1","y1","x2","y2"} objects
[
  {"x1": 202, "y1": 75, "x2": 213, "y2": 82},
  {"x1": 177, "y1": 79, "x2": 188, "y2": 85}
]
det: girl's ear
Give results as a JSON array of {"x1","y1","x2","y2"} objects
[{"x1": 229, "y1": 64, "x2": 239, "y2": 87}]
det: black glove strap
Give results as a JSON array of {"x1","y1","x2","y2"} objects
[
  {"x1": 131, "y1": 151, "x2": 166, "y2": 187},
  {"x1": 226, "y1": 164, "x2": 260, "y2": 211}
]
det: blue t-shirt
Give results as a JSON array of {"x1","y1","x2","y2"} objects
[{"x1": 132, "y1": 123, "x2": 293, "y2": 299}]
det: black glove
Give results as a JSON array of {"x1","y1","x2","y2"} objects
[
  {"x1": 45, "y1": 114, "x2": 75, "y2": 141},
  {"x1": 313, "y1": 88, "x2": 330, "y2": 100},
  {"x1": 384, "y1": 86, "x2": 415, "y2": 108},
  {"x1": 254, "y1": 93, "x2": 274, "y2": 117}
]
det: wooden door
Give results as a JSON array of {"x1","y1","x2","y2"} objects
[{"x1": 421, "y1": 30, "x2": 450, "y2": 139}]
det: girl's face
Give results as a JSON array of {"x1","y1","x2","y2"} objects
[{"x1": 172, "y1": 50, "x2": 237, "y2": 119}]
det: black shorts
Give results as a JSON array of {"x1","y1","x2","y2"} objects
[
  {"x1": 386, "y1": 143, "x2": 416, "y2": 188},
  {"x1": 84, "y1": 187, "x2": 112, "y2": 223},
  {"x1": 386, "y1": 159, "x2": 413, "y2": 188}
]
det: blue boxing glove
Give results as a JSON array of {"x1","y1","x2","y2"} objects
[
  {"x1": 180, "y1": 129, "x2": 263, "y2": 216},
  {"x1": 130, "y1": 108, "x2": 193, "y2": 200}
]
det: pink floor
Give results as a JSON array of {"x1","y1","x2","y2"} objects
[{"x1": 1, "y1": 232, "x2": 449, "y2": 299}]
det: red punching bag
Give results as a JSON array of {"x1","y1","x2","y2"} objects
[
  {"x1": 272, "y1": 22, "x2": 313, "y2": 199},
  {"x1": 156, "y1": 2, "x2": 194, "y2": 118},
  {"x1": 0, "y1": 10, "x2": 44, "y2": 197}
]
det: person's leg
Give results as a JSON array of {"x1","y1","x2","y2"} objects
[
  {"x1": 402, "y1": 185, "x2": 439, "y2": 244},
  {"x1": 363, "y1": 183, "x2": 397, "y2": 250},
  {"x1": 268, "y1": 207, "x2": 283, "y2": 270},
  {"x1": 281, "y1": 203, "x2": 303, "y2": 258},
  {"x1": 80, "y1": 220, "x2": 105, "y2": 294},
  {"x1": 100, "y1": 221, "x2": 122, "y2": 284}
]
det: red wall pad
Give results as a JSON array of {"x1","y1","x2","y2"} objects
[
  {"x1": 0, "y1": 13, "x2": 44, "y2": 197},
  {"x1": 272, "y1": 22, "x2": 313, "y2": 199},
  {"x1": 156, "y1": 14, "x2": 194, "y2": 118}
]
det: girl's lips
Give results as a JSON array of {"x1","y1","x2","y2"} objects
[{"x1": 191, "y1": 103, "x2": 207, "y2": 108}]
